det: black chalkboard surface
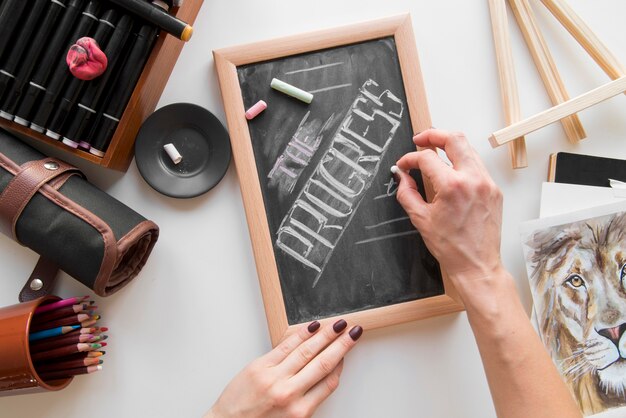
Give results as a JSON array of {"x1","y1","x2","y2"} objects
[{"x1": 237, "y1": 37, "x2": 444, "y2": 325}]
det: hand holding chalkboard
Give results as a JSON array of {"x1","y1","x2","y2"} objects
[{"x1": 214, "y1": 15, "x2": 464, "y2": 345}]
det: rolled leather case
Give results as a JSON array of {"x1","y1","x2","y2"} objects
[{"x1": 0, "y1": 129, "x2": 159, "y2": 300}]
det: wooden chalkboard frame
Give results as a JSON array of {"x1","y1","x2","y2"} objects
[{"x1": 214, "y1": 14, "x2": 464, "y2": 346}]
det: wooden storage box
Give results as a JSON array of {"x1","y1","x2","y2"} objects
[{"x1": 0, "y1": 0, "x2": 203, "y2": 172}]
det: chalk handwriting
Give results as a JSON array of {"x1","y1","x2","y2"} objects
[
  {"x1": 268, "y1": 112, "x2": 337, "y2": 195},
  {"x1": 275, "y1": 79, "x2": 404, "y2": 286}
]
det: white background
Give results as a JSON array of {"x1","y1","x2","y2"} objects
[{"x1": 1, "y1": 1, "x2": 626, "y2": 417}]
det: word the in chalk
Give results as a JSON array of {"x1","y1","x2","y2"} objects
[
  {"x1": 163, "y1": 143, "x2": 182, "y2": 164},
  {"x1": 271, "y1": 78, "x2": 313, "y2": 104},
  {"x1": 245, "y1": 100, "x2": 267, "y2": 120},
  {"x1": 275, "y1": 79, "x2": 404, "y2": 286},
  {"x1": 268, "y1": 111, "x2": 337, "y2": 195}
]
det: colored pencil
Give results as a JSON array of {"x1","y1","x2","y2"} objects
[
  {"x1": 30, "y1": 314, "x2": 93, "y2": 332},
  {"x1": 32, "y1": 304, "x2": 90, "y2": 323},
  {"x1": 31, "y1": 343, "x2": 102, "y2": 362},
  {"x1": 54, "y1": 351, "x2": 106, "y2": 365},
  {"x1": 34, "y1": 296, "x2": 89, "y2": 314},
  {"x1": 80, "y1": 318, "x2": 98, "y2": 328},
  {"x1": 30, "y1": 334, "x2": 101, "y2": 353},
  {"x1": 39, "y1": 365, "x2": 102, "y2": 380},
  {"x1": 36, "y1": 358, "x2": 102, "y2": 373},
  {"x1": 29, "y1": 325, "x2": 80, "y2": 342}
]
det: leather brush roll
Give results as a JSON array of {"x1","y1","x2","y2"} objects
[{"x1": 0, "y1": 129, "x2": 159, "y2": 300}]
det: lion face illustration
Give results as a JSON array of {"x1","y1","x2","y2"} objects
[{"x1": 526, "y1": 212, "x2": 626, "y2": 415}]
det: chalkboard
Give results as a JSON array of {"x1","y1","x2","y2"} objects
[
  {"x1": 238, "y1": 37, "x2": 444, "y2": 324},
  {"x1": 215, "y1": 15, "x2": 464, "y2": 345}
]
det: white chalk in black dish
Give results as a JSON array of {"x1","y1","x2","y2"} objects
[
  {"x1": 134, "y1": 103, "x2": 231, "y2": 198},
  {"x1": 163, "y1": 143, "x2": 182, "y2": 164}
]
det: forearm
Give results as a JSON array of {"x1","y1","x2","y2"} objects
[{"x1": 452, "y1": 266, "x2": 581, "y2": 418}]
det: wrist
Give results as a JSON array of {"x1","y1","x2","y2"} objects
[{"x1": 448, "y1": 263, "x2": 522, "y2": 323}]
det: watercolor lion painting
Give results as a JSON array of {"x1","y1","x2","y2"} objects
[{"x1": 523, "y1": 210, "x2": 626, "y2": 416}]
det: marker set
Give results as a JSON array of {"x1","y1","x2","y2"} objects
[
  {"x1": 29, "y1": 296, "x2": 108, "y2": 381},
  {"x1": 0, "y1": 0, "x2": 159, "y2": 157}
]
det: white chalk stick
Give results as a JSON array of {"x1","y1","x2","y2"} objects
[
  {"x1": 163, "y1": 143, "x2": 182, "y2": 164},
  {"x1": 270, "y1": 78, "x2": 313, "y2": 104},
  {"x1": 390, "y1": 165, "x2": 401, "y2": 174}
]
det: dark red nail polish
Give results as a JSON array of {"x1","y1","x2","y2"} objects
[
  {"x1": 307, "y1": 320, "x2": 320, "y2": 333},
  {"x1": 349, "y1": 326, "x2": 363, "y2": 341},
  {"x1": 333, "y1": 319, "x2": 347, "y2": 333}
]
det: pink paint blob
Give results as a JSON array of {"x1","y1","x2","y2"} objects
[{"x1": 66, "y1": 37, "x2": 108, "y2": 80}]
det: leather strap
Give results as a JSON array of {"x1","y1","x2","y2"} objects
[
  {"x1": 0, "y1": 158, "x2": 82, "y2": 241},
  {"x1": 19, "y1": 256, "x2": 60, "y2": 302}
]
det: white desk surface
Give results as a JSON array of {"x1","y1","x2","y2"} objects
[{"x1": 1, "y1": 1, "x2": 626, "y2": 417}]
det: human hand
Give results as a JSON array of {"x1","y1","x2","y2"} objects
[
  {"x1": 395, "y1": 129, "x2": 504, "y2": 287},
  {"x1": 205, "y1": 319, "x2": 363, "y2": 418}
]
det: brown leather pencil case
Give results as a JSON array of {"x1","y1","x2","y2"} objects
[{"x1": 0, "y1": 129, "x2": 159, "y2": 301}]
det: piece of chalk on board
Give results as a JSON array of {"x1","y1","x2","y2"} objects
[
  {"x1": 245, "y1": 100, "x2": 267, "y2": 120},
  {"x1": 390, "y1": 165, "x2": 403, "y2": 175},
  {"x1": 163, "y1": 143, "x2": 182, "y2": 164},
  {"x1": 270, "y1": 78, "x2": 313, "y2": 104}
]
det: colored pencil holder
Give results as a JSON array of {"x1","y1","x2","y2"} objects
[{"x1": 0, "y1": 296, "x2": 73, "y2": 396}]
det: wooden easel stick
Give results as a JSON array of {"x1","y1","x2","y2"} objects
[
  {"x1": 487, "y1": 0, "x2": 527, "y2": 168},
  {"x1": 540, "y1": 0, "x2": 626, "y2": 80},
  {"x1": 508, "y1": 0, "x2": 586, "y2": 143},
  {"x1": 489, "y1": 76, "x2": 626, "y2": 147}
]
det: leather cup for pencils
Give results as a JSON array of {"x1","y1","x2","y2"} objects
[{"x1": 0, "y1": 296, "x2": 74, "y2": 396}]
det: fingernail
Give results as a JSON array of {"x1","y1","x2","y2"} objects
[
  {"x1": 307, "y1": 320, "x2": 320, "y2": 333},
  {"x1": 333, "y1": 319, "x2": 347, "y2": 333},
  {"x1": 349, "y1": 326, "x2": 363, "y2": 341}
]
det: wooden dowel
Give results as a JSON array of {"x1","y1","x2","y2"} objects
[
  {"x1": 487, "y1": 0, "x2": 527, "y2": 168},
  {"x1": 540, "y1": 0, "x2": 626, "y2": 80},
  {"x1": 489, "y1": 76, "x2": 626, "y2": 147},
  {"x1": 509, "y1": 0, "x2": 586, "y2": 143}
]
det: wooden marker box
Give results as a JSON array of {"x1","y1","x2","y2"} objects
[{"x1": 0, "y1": 0, "x2": 203, "y2": 172}]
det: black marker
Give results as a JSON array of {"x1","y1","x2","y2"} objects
[
  {"x1": 106, "y1": 0, "x2": 193, "y2": 41},
  {"x1": 89, "y1": 23, "x2": 158, "y2": 157},
  {"x1": 0, "y1": 0, "x2": 30, "y2": 61},
  {"x1": 0, "y1": 0, "x2": 68, "y2": 122},
  {"x1": 13, "y1": 0, "x2": 86, "y2": 126},
  {"x1": 29, "y1": 1, "x2": 101, "y2": 133},
  {"x1": 45, "y1": 9, "x2": 119, "y2": 140},
  {"x1": 63, "y1": 14, "x2": 134, "y2": 148},
  {"x1": 0, "y1": 0, "x2": 50, "y2": 114}
]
